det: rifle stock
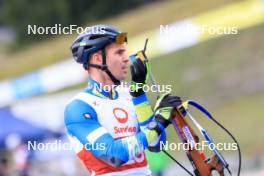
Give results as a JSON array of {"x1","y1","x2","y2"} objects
[{"x1": 171, "y1": 108, "x2": 225, "y2": 176}]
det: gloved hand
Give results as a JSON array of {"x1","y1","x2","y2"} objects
[
  {"x1": 146, "y1": 93, "x2": 183, "y2": 152},
  {"x1": 154, "y1": 93, "x2": 183, "y2": 128},
  {"x1": 129, "y1": 51, "x2": 150, "y2": 96}
]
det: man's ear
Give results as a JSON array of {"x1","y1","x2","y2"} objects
[{"x1": 90, "y1": 51, "x2": 102, "y2": 65}]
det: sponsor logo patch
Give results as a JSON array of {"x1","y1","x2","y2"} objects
[
  {"x1": 84, "y1": 113, "x2": 92, "y2": 119},
  {"x1": 113, "y1": 107, "x2": 128, "y2": 123},
  {"x1": 114, "y1": 126, "x2": 136, "y2": 134}
]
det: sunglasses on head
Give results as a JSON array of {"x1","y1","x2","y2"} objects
[
  {"x1": 78, "y1": 33, "x2": 127, "y2": 48},
  {"x1": 115, "y1": 33, "x2": 127, "y2": 44}
]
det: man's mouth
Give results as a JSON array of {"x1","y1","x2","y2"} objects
[{"x1": 122, "y1": 66, "x2": 128, "y2": 72}]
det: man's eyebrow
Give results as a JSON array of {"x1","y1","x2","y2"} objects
[{"x1": 115, "y1": 48, "x2": 126, "y2": 53}]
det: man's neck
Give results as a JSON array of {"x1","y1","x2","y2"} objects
[
  {"x1": 89, "y1": 74, "x2": 116, "y2": 99},
  {"x1": 90, "y1": 73, "x2": 114, "y2": 91}
]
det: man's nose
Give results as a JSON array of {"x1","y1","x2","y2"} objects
[{"x1": 123, "y1": 56, "x2": 129, "y2": 64}]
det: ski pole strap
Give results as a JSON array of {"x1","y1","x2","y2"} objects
[{"x1": 182, "y1": 100, "x2": 213, "y2": 120}]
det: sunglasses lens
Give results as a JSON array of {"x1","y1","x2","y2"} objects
[{"x1": 115, "y1": 33, "x2": 127, "y2": 44}]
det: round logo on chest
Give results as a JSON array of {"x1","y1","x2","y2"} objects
[{"x1": 113, "y1": 107, "x2": 128, "y2": 124}]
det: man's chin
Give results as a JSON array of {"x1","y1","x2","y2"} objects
[
  {"x1": 118, "y1": 76, "x2": 126, "y2": 81},
  {"x1": 118, "y1": 74, "x2": 127, "y2": 82}
]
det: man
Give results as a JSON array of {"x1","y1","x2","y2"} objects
[{"x1": 64, "y1": 25, "x2": 182, "y2": 175}]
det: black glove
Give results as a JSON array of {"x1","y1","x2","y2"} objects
[
  {"x1": 154, "y1": 93, "x2": 183, "y2": 128},
  {"x1": 130, "y1": 56, "x2": 150, "y2": 97}
]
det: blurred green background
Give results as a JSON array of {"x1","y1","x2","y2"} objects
[{"x1": 0, "y1": 0, "x2": 263, "y2": 175}]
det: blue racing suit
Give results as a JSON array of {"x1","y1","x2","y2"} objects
[{"x1": 64, "y1": 79, "x2": 166, "y2": 175}]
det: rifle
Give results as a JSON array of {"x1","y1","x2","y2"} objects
[{"x1": 129, "y1": 39, "x2": 241, "y2": 176}]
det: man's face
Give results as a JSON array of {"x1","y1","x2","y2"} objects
[{"x1": 105, "y1": 42, "x2": 129, "y2": 81}]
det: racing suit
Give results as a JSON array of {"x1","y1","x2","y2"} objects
[{"x1": 64, "y1": 79, "x2": 166, "y2": 176}]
